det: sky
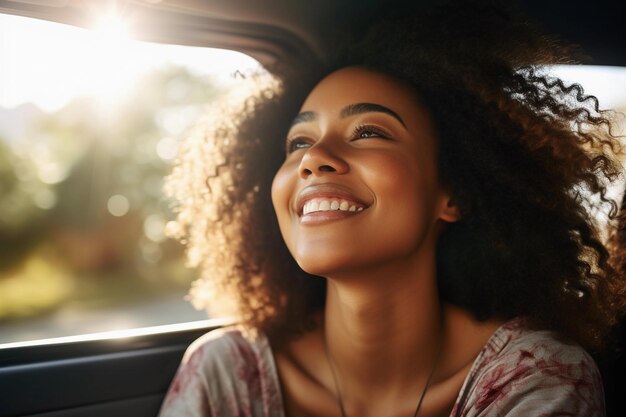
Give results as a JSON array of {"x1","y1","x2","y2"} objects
[
  {"x1": 0, "y1": 13, "x2": 259, "y2": 112},
  {"x1": 0, "y1": 12, "x2": 625, "y2": 113}
]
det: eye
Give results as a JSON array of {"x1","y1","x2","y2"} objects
[
  {"x1": 285, "y1": 136, "x2": 312, "y2": 154},
  {"x1": 351, "y1": 124, "x2": 390, "y2": 140}
]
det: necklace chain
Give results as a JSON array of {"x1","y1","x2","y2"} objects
[{"x1": 323, "y1": 330, "x2": 442, "y2": 417}]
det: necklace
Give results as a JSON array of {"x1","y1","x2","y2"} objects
[{"x1": 323, "y1": 330, "x2": 442, "y2": 417}]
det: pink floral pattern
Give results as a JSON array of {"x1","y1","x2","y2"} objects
[
  {"x1": 158, "y1": 319, "x2": 605, "y2": 417},
  {"x1": 451, "y1": 318, "x2": 604, "y2": 416}
]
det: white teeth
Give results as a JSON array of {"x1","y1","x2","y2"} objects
[{"x1": 302, "y1": 199, "x2": 366, "y2": 215}]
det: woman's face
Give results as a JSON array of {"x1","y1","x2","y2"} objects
[{"x1": 271, "y1": 67, "x2": 458, "y2": 277}]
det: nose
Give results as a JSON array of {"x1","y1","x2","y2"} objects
[{"x1": 299, "y1": 141, "x2": 349, "y2": 179}]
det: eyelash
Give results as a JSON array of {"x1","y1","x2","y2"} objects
[
  {"x1": 285, "y1": 136, "x2": 311, "y2": 154},
  {"x1": 351, "y1": 124, "x2": 390, "y2": 140},
  {"x1": 285, "y1": 124, "x2": 390, "y2": 154}
]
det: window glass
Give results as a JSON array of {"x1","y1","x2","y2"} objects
[{"x1": 0, "y1": 13, "x2": 259, "y2": 344}]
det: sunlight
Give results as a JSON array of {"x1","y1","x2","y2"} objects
[
  {"x1": 92, "y1": 14, "x2": 129, "y2": 43},
  {"x1": 86, "y1": 14, "x2": 135, "y2": 108},
  {"x1": 0, "y1": 13, "x2": 260, "y2": 112},
  {"x1": 0, "y1": 318, "x2": 232, "y2": 349}
]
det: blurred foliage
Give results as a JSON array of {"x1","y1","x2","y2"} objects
[
  {"x1": 0, "y1": 247, "x2": 73, "y2": 319},
  {"x1": 0, "y1": 140, "x2": 51, "y2": 269},
  {"x1": 0, "y1": 65, "x2": 224, "y2": 321}
]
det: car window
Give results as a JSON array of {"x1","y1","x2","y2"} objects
[
  {"x1": 0, "y1": 13, "x2": 259, "y2": 345},
  {"x1": 1, "y1": 13, "x2": 625, "y2": 347}
]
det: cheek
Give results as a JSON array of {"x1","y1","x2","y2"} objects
[
  {"x1": 362, "y1": 155, "x2": 440, "y2": 240},
  {"x1": 271, "y1": 163, "x2": 296, "y2": 238},
  {"x1": 363, "y1": 154, "x2": 427, "y2": 202}
]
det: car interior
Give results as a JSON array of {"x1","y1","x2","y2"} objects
[{"x1": 0, "y1": 0, "x2": 624, "y2": 416}]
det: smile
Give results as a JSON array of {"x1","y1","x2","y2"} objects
[
  {"x1": 295, "y1": 183, "x2": 371, "y2": 221},
  {"x1": 302, "y1": 198, "x2": 365, "y2": 215}
]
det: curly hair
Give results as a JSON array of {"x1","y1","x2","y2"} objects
[{"x1": 166, "y1": 1, "x2": 626, "y2": 351}]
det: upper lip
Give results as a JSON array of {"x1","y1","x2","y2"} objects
[{"x1": 295, "y1": 183, "x2": 371, "y2": 215}]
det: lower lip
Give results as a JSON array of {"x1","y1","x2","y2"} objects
[{"x1": 299, "y1": 209, "x2": 364, "y2": 225}]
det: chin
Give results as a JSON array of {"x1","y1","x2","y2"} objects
[
  {"x1": 293, "y1": 250, "x2": 354, "y2": 278},
  {"x1": 295, "y1": 259, "x2": 342, "y2": 278},
  {"x1": 293, "y1": 248, "x2": 380, "y2": 278}
]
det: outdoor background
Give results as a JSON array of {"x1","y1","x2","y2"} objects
[
  {"x1": 0, "y1": 13, "x2": 625, "y2": 344},
  {"x1": 0, "y1": 13, "x2": 258, "y2": 343}
]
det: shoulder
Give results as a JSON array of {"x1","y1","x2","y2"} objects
[
  {"x1": 158, "y1": 326, "x2": 283, "y2": 417},
  {"x1": 182, "y1": 326, "x2": 268, "y2": 376},
  {"x1": 457, "y1": 318, "x2": 605, "y2": 417}
]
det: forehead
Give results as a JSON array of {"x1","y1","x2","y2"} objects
[{"x1": 300, "y1": 66, "x2": 423, "y2": 117}]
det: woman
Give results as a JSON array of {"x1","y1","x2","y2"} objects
[{"x1": 159, "y1": 2, "x2": 626, "y2": 416}]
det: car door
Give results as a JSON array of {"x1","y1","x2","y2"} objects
[{"x1": 0, "y1": 321, "x2": 224, "y2": 417}]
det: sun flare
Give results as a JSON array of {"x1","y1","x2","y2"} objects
[
  {"x1": 93, "y1": 14, "x2": 130, "y2": 42},
  {"x1": 86, "y1": 14, "x2": 135, "y2": 107}
]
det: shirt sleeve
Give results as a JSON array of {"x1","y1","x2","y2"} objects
[
  {"x1": 465, "y1": 344, "x2": 605, "y2": 417},
  {"x1": 158, "y1": 338, "x2": 213, "y2": 417},
  {"x1": 157, "y1": 327, "x2": 281, "y2": 417}
]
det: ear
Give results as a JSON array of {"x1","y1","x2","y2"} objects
[{"x1": 438, "y1": 194, "x2": 461, "y2": 223}]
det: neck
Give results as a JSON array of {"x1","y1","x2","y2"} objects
[{"x1": 323, "y1": 248, "x2": 443, "y2": 402}]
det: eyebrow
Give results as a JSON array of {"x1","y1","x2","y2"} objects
[
  {"x1": 289, "y1": 102, "x2": 406, "y2": 128},
  {"x1": 290, "y1": 111, "x2": 316, "y2": 126}
]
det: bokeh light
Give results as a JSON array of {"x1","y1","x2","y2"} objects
[{"x1": 107, "y1": 194, "x2": 130, "y2": 217}]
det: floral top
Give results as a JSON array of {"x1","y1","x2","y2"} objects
[{"x1": 158, "y1": 318, "x2": 605, "y2": 417}]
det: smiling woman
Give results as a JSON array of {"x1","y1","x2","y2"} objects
[
  {"x1": 272, "y1": 68, "x2": 456, "y2": 278},
  {"x1": 160, "y1": 2, "x2": 626, "y2": 416}
]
